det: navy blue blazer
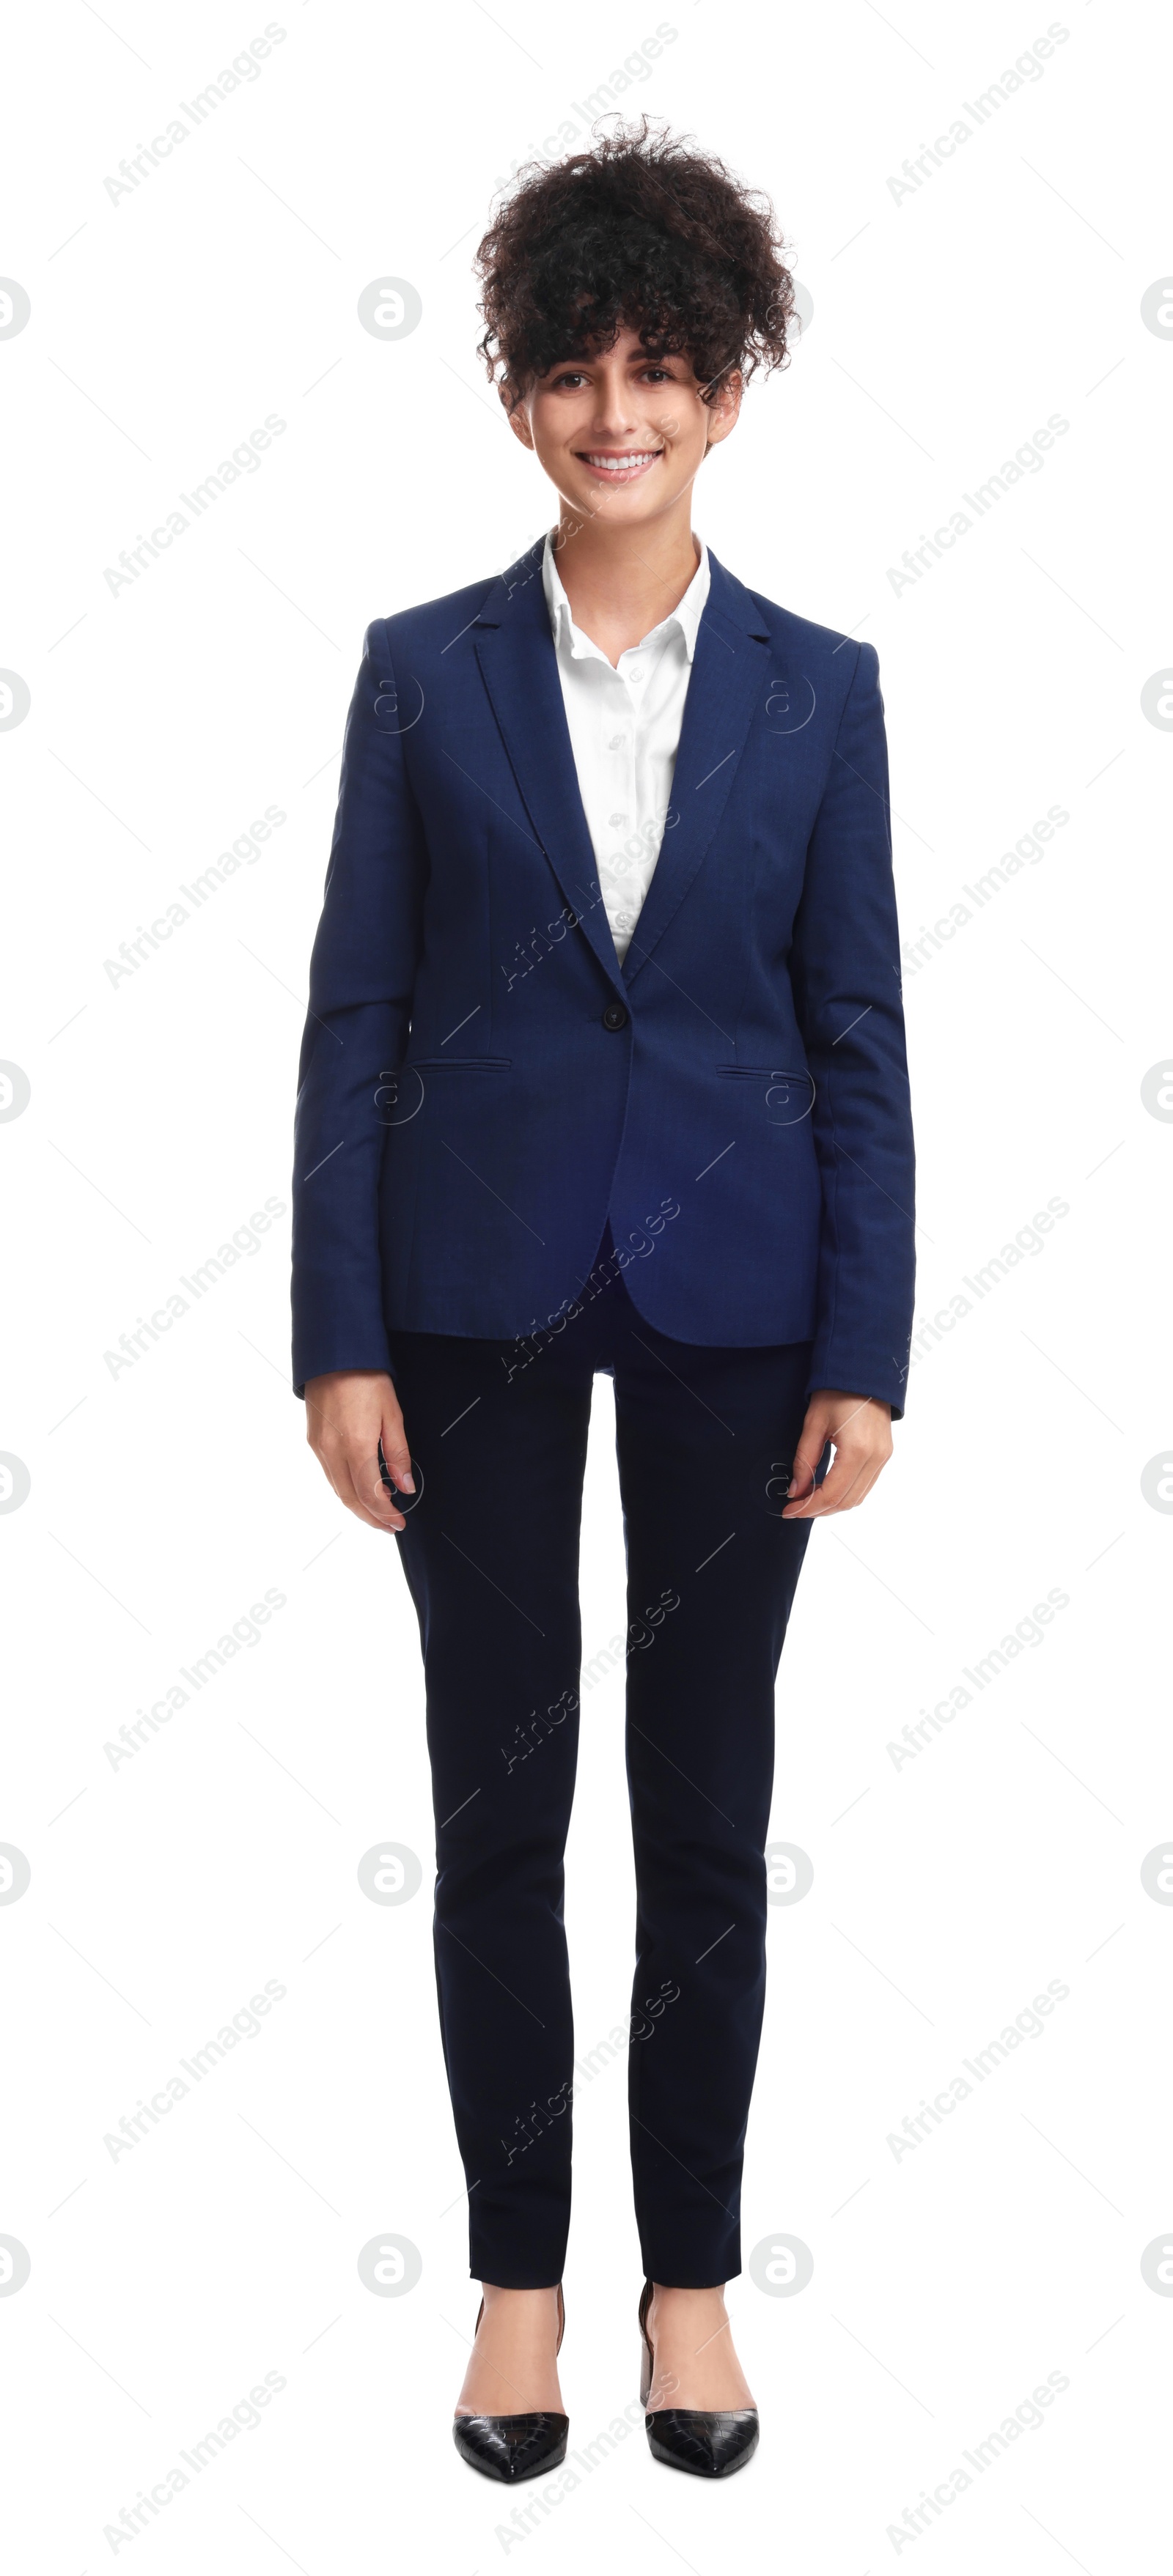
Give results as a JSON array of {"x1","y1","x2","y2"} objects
[{"x1": 292, "y1": 539, "x2": 915, "y2": 1414}]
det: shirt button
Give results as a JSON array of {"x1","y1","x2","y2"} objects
[
  {"x1": 602, "y1": 1001, "x2": 628, "y2": 1032},
  {"x1": 608, "y1": 811, "x2": 627, "y2": 827},
  {"x1": 608, "y1": 734, "x2": 625, "y2": 750}
]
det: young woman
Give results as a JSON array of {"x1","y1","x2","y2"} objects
[{"x1": 292, "y1": 122, "x2": 915, "y2": 2483}]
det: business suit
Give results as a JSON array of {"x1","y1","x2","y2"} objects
[
  {"x1": 292, "y1": 538, "x2": 914, "y2": 1409},
  {"x1": 292, "y1": 535, "x2": 915, "y2": 2284}
]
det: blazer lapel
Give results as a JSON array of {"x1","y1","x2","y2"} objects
[
  {"x1": 471, "y1": 541, "x2": 771, "y2": 996},
  {"x1": 473, "y1": 540, "x2": 622, "y2": 989},
  {"x1": 622, "y1": 553, "x2": 769, "y2": 989}
]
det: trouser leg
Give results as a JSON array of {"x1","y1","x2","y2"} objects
[
  {"x1": 611, "y1": 1314, "x2": 814, "y2": 2286},
  {"x1": 390, "y1": 1326, "x2": 593, "y2": 2286}
]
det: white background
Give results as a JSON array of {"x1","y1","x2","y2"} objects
[{"x1": 2, "y1": 1, "x2": 1170, "y2": 2568}]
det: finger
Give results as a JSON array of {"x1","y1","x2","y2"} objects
[
  {"x1": 342, "y1": 1449, "x2": 406, "y2": 1533},
  {"x1": 356, "y1": 1448, "x2": 407, "y2": 1530},
  {"x1": 789, "y1": 1397, "x2": 888, "y2": 1482},
  {"x1": 809, "y1": 1447, "x2": 873, "y2": 1515},
  {"x1": 802, "y1": 1445, "x2": 889, "y2": 1518},
  {"x1": 785, "y1": 1440, "x2": 827, "y2": 1506},
  {"x1": 822, "y1": 1461, "x2": 883, "y2": 1516},
  {"x1": 783, "y1": 1446, "x2": 867, "y2": 1518},
  {"x1": 380, "y1": 1403, "x2": 415, "y2": 1494}
]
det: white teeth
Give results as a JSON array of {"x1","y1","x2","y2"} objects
[{"x1": 584, "y1": 452, "x2": 658, "y2": 471}]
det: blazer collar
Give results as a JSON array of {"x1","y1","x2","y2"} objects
[
  {"x1": 542, "y1": 527, "x2": 712, "y2": 665},
  {"x1": 472, "y1": 539, "x2": 770, "y2": 992},
  {"x1": 472, "y1": 535, "x2": 768, "y2": 642}
]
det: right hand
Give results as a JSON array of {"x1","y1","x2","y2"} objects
[{"x1": 304, "y1": 1369, "x2": 414, "y2": 1533}]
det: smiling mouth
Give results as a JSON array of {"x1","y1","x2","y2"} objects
[{"x1": 576, "y1": 449, "x2": 663, "y2": 477}]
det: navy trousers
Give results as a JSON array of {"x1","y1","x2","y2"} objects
[{"x1": 390, "y1": 1230, "x2": 815, "y2": 2287}]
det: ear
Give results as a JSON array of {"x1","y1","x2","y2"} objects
[
  {"x1": 507, "y1": 391, "x2": 535, "y2": 452},
  {"x1": 704, "y1": 368, "x2": 743, "y2": 451}
]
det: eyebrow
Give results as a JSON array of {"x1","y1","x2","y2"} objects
[{"x1": 545, "y1": 352, "x2": 683, "y2": 372}]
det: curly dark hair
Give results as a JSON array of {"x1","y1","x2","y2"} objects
[{"x1": 475, "y1": 118, "x2": 794, "y2": 413}]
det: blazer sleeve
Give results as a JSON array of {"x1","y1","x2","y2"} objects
[
  {"x1": 790, "y1": 641, "x2": 915, "y2": 1417},
  {"x1": 291, "y1": 621, "x2": 428, "y2": 1395}
]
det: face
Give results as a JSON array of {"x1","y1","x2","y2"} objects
[{"x1": 509, "y1": 324, "x2": 741, "y2": 527}]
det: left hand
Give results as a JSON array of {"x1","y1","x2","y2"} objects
[{"x1": 781, "y1": 1389, "x2": 893, "y2": 1519}]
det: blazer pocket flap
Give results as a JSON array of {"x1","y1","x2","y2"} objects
[
  {"x1": 716, "y1": 1063, "x2": 812, "y2": 1085},
  {"x1": 714, "y1": 1066, "x2": 815, "y2": 1123}
]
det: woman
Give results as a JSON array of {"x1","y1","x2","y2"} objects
[{"x1": 292, "y1": 122, "x2": 914, "y2": 2483}]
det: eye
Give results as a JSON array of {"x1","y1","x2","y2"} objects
[{"x1": 551, "y1": 369, "x2": 587, "y2": 388}]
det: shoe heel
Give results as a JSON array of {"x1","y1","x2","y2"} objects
[
  {"x1": 636, "y1": 2278, "x2": 760, "y2": 2478},
  {"x1": 638, "y1": 2278, "x2": 653, "y2": 2407}
]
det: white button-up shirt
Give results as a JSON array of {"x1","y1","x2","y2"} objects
[{"x1": 541, "y1": 528, "x2": 710, "y2": 965}]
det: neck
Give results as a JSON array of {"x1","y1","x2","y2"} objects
[{"x1": 550, "y1": 492, "x2": 701, "y2": 665}]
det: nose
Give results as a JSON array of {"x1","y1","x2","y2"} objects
[{"x1": 587, "y1": 362, "x2": 643, "y2": 443}]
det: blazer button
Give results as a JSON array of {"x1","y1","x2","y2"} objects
[{"x1": 602, "y1": 1001, "x2": 629, "y2": 1031}]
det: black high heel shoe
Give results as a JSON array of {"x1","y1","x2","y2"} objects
[
  {"x1": 639, "y1": 2279, "x2": 760, "y2": 2478},
  {"x1": 452, "y1": 2285, "x2": 568, "y2": 2482}
]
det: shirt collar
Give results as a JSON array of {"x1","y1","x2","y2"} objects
[{"x1": 542, "y1": 528, "x2": 710, "y2": 665}]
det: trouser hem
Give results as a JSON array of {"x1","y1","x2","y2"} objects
[
  {"x1": 468, "y1": 2245, "x2": 570, "y2": 2289},
  {"x1": 636, "y1": 2240, "x2": 742, "y2": 2289}
]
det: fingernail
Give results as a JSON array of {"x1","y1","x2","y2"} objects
[
  {"x1": 398, "y1": 1471, "x2": 416, "y2": 1492},
  {"x1": 787, "y1": 1479, "x2": 796, "y2": 1495}
]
